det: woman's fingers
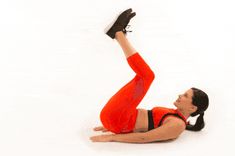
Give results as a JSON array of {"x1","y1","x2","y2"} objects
[
  {"x1": 93, "y1": 126, "x2": 104, "y2": 131},
  {"x1": 102, "y1": 129, "x2": 109, "y2": 132},
  {"x1": 93, "y1": 126, "x2": 109, "y2": 132},
  {"x1": 90, "y1": 134, "x2": 113, "y2": 142}
]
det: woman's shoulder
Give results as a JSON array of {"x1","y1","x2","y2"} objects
[{"x1": 162, "y1": 116, "x2": 186, "y2": 128}]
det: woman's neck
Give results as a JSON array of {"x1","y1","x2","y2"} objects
[{"x1": 176, "y1": 108, "x2": 190, "y2": 119}]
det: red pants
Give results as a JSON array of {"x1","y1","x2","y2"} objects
[{"x1": 100, "y1": 52, "x2": 155, "y2": 134}]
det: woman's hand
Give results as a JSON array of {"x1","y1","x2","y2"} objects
[
  {"x1": 90, "y1": 134, "x2": 114, "y2": 142},
  {"x1": 93, "y1": 126, "x2": 109, "y2": 132},
  {"x1": 91, "y1": 126, "x2": 113, "y2": 142}
]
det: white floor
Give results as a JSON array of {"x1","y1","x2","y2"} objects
[{"x1": 0, "y1": 0, "x2": 234, "y2": 156}]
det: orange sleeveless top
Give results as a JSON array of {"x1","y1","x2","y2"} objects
[{"x1": 150, "y1": 107, "x2": 187, "y2": 129}]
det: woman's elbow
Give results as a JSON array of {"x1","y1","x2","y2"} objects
[{"x1": 171, "y1": 129, "x2": 185, "y2": 140}]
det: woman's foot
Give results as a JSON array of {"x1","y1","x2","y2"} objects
[{"x1": 105, "y1": 8, "x2": 136, "y2": 39}]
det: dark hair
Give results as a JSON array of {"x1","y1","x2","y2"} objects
[{"x1": 186, "y1": 87, "x2": 209, "y2": 131}]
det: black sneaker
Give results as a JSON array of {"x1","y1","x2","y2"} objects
[
  {"x1": 122, "y1": 12, "x2": 136, "y2": 34},
  {"x1": 105, "y1": 8, "x2": 136, "y2": 39}
]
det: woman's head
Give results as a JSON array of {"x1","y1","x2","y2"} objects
[
  {"x1": 190, "y1": 87, "x2": 209, "y2": 116},
  {"x1": 174, "y1": 88, "x2": 197, "y2": 114},
  {"x1": 174, "y1": 87, "x2": 209, "y2": 131}
]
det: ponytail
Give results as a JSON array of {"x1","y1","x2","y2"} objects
[
  {"x1": 186, "y1": 112, "x2": 205, "y2": 131},
  {"x1": 188, "y1": 87, "x2": 209, "y2": 131}
]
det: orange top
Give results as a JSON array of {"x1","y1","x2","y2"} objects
[{"x1": 151, "y1": 107, "x2": 188, "y2": 128}]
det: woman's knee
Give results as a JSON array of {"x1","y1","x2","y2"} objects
[
  {"x1": 149, "y1": 70, "x2": 155, "y2": 80},
  {"x1": 144, "y1": 70, "x2": 155, "y2": 82},
  {"x1": 100, "y1": 107, "x2": 114, "y2": 124}
]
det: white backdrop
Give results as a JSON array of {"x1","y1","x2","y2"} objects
[{"x1": 0, "y1": 0, "x2": 234, "y2": 155}]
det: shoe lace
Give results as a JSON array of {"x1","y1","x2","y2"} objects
[{"x1": 123, "y1": 25, "x2": 132, "y2": 34}]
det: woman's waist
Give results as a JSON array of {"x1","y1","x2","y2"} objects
[{"x1": 133, "y1": 109, "x2": 148, "y2": 132}]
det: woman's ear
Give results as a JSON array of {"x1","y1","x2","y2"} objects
[{"x1": 191, "y1": 105, "x2": 198, "y2": 113}]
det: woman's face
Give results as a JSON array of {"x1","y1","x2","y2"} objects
[{"x1": 174, "y1": 89, "x2": 197, "y2": 113}]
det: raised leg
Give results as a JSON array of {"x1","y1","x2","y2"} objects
[
  {"x1": 100, "y1": 38, "x2": 155, "y2": 133},
  {"x1": 115, "y1": 31, "x2": 137, "y2": 58}
]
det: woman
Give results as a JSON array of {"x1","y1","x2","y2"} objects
[{"x1": 90, "y1": 8, "x2": 209, "y2": 143}]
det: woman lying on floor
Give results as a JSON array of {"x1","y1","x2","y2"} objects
[{"x1": 90, "y1": 8, "x2": 209, "y2": 143}]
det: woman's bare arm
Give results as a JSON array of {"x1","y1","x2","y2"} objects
[
  {"x1": 109, "y1": 118, "x2": 186, "y2": 143},
  {"x1": 141, "y1": 117, "x2": 186, "y2": 142},
  {"x1": 90, "y1": 118, "x2": 186, "y2": 143}
]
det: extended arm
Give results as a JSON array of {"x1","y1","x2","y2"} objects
[{"x1": 90, "y1": 118, "x2": 186, "y2": 143}]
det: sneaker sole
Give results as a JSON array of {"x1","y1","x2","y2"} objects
[{"x1": 104, "y1": 10, "x2": 123, "y2": 36}]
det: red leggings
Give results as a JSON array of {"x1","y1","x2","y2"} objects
[{"x1": 100, "y1": 52, "x2": 155, "y2": 134}]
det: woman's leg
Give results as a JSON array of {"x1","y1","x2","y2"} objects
[
  {"x1": 116, "y1": 31, "x2": 155, "y2": 79},
  {"x1": 100, "y1": 31, "x2": 155, "y2": 134},
  {"x1": 115, "y1": 31, "x2": 137, "y2": 58}
]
